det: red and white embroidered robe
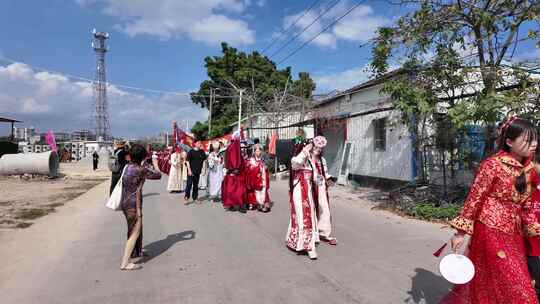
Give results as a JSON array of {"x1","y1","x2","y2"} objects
[
  {"x1": 246, "y1": 156, "x2": 270, "y2": 208},
  {"x1": 286, "y1": 149, "x2": 319, "y2": 252}
]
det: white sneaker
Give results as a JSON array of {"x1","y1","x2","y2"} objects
[{"x1": 308, "y1": 249, "x2": 318, "y2": 260}]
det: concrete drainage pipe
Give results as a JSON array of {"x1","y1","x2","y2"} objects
[{"x1": 0, "y1": 151, "x2": 59, "y2": 177}]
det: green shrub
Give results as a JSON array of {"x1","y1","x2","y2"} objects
[{"x1": 406, "y1": 202, "x2": 461, "y2": 221}]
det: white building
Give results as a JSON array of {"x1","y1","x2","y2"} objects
[
  {"x1": 58, "y1": 140, "x2": 112, "y2": 161},
  {"x1": 312, "y1": 71, "x2": 415, "y2": 187},
  {"x1": 13, "y1": 127, "x2": 35, "y2": 141},
  {"x1": 18, "y1": 142, "x2": 52, "y2": 154}
]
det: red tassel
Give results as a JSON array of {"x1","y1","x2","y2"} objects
[{"x1": 433, "y1": 243, "x2": 447, "y2": 257}]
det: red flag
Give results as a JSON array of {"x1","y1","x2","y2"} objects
[
  {"x1": 45, "y1": 130, "x2": 57, "y2": 152},
  {"x1": 268, "y1": 131, "x2": 277, "y2": 155}
]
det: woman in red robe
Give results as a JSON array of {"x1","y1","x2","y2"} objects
[
  {"x1": 221, "y1": 137, "x2": 246, "y2": 212},
  {"x1": 442, "y1": 117, "x2": 538, "y2": 304},
  {"x1": 246, "y1": 144, "x2": 271, "y2": 212}
]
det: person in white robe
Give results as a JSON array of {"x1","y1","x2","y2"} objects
[
  {"x1": 207, "y1": 141, "x2": 224, "y2": 202},
  {"x1": 167, "y1": 149, "x2": 187, "y2": 193},
  {"x1": 286, "y1": 141, "x2": 320, "y2": 260}
]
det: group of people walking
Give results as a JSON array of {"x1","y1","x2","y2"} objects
[
  {"x1": 165, "y1": 137, "x2": 271, "y2": 211},
  {"x1": 108, "y1": 128, "x2": 338, "y2": 271},
  {"x1": 106, "y1": 115, "x2": 540, "y2": 302},
  {"x1": 166, "y1": 141, "x2": 209, "y2": 202},
  {"x1": 220, "y1": 133, "x2": 272, "y2": 213}
]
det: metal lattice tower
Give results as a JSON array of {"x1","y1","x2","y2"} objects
[{"x1": 91, "y1": 29, "x2": 111, "y2": 141}]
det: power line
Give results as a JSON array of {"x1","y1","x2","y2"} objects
[
  {"x1": 261, "y1": 0, "x2": 322, "y2": 55},
  {"x1": 0, "y1": 55, "x2": 239, "y2": 98},
  {"x1": 268, "y1": 0, "x2": 342, "y2": 60},
  {"x1": 278, "y1": 1, "x2": 365, "y2": 65}
]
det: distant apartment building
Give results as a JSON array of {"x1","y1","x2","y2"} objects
[
  {"x1": 72, "y1": 130, "x2": 95, "y2": 141},
  {"x1": 58, "y1": 140, "x2": 112, "y2": 161},
  {"x1": 18, "y1": 142, "x2": 51, "y2": 154},
  {"x1": 13, "y1": 127, "x2": 35, "y2": 141},
  {"x1": 54, "y1": 132, "x2": 72, "y2": 142}
]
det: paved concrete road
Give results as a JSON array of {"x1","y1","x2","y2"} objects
[{"x1": 0, "y1": 177, "x2": 451, "y2": 304}]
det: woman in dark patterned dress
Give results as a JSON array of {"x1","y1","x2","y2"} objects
[{"x1": 120, "y1": 144, "x2": 161, "y2": 270}]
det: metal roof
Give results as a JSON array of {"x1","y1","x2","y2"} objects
[
  {"x1": 0, "y1": 117, "x2": 22, "y2": 123},
  {"x1": 315, "y1": 69, "x2": 404, "y2": 106}
]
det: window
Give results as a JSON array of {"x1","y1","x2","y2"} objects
[{"x1": 374, "y1": 117, "x2": 387, "y2": 151}]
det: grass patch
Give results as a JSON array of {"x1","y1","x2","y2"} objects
[
  {"x1": 15, "y1": 222, "x2": 33, "y2": 228},
  {"x1": 14, "y1": 208, "x2": 51, "y2": 220},
  {"x1": 405, "y1": 202, "x2": 461, "y2": 221}
]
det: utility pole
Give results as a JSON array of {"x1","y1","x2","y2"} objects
[
  {"x1": 238, "y1": 89, "x2": 244, "y2": 132},
  {"x1": 224, "y1": 80, "x2": 245, "y2": 134},
  {"x1": 208, "y1": 89, "x2": 214, "y2": 136}
]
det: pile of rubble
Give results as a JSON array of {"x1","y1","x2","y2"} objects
[{"x1": 7, "y1": 174, "x2": 58, "y2": 181}]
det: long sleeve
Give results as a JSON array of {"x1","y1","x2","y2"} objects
[
  {"x1": 322, "y1": 157, "x2": 331, "y2": 179},
  {"x1": 524, "y1": 170, "x2": 540, "y2": 237},
  {"x1": 291, "y1": 150, "x2": 309, "y2": 170},
  {"x1": 449, "y1": 159, "x2": 496, "y2": 235},
  {"x1": 178, "y1": 142, "x2": 192, "y2": 153},
  {"x1": 171, "y1": 153, "x2": 178, "y2": 166},
  {"x1": 143, "y1": 165, "x2": 162, "y2": 180},
  {"x1": 265, "y1": 165, "x2": 270, "y2": 190}
]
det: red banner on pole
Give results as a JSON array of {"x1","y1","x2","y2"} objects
[{"x1": 268, "y1": 131, "x2": 277, "y2": 155}]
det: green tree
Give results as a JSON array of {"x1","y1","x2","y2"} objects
[
  {"x1": 190, "y1": 43, "x2": 316, "y2": 139},
  {"x1": 371, "y1": 0, "x2": 540, "y2": 157}
]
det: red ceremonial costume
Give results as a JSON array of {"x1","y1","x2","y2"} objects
[
  {"x1": 441, "y1": 150, "x2": 537, "y2": 304},
  {"x1": 523, "y1": 171, "x2": 540, "y2": 256},
  {"x1": 221, "y1": 139, "x2": 246, "y2": 208},
  {"x1": 246, "y1": 156, "x2": 270, "y2": 210},
  {"x1": 286, "y1": 148, "x2": 319, "y2": 252}
]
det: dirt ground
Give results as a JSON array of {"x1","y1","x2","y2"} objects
[{"x1": 0, "y1": 159, "x2": 110, "y2": 229}]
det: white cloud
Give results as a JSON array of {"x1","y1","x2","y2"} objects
[
  {"x1": 313, "y1": 65, "x2": 371, "y2": 92},
  {"x1": 0, "y1": 62, "x2": 207, "y2": 138},
  {"x1": 314, "y1": 63, "x2": 402, "y2": 93},
  {"x1": 256, "y1": 0, "x2": 266, "y2": 7},
  {"x1": 190, "y1": 15, "x2": 255, "y2": 45},
  {"x1": 281, "y1": 1, "x2": 389, "y2": 50},
  {"x1": 77, "y1": 0, "x2": 255, "y2": 45}
]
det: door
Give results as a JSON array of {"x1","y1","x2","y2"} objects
[{"x1": 337, "y1": 142, "x2": 352, "y2": 185}]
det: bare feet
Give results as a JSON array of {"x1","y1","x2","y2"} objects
[{"x1": 121, "y1": 263, "x2": 142, "y2": 270}]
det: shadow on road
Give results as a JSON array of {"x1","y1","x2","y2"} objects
[
  {"x1": 142, "y1": 230, "x2": 196, "y2": 264},
  {"x1": 405, "y1": 268, "x2": 450, "y2": 304},
  {"x1": 143, "y1": 192, "x2": 160, "y2": 198}
]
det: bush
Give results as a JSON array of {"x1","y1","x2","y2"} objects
[{"x1": 406, "y1": 202, "x2": 461, "y2": 221}]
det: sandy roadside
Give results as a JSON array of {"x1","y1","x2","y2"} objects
[{"x1": 0, "y1": 158, "x2": 110, "y2": 230}]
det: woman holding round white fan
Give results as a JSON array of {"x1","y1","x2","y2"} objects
[{"x1": 441, "y1": 117, "x2": 538, "y2": 303}]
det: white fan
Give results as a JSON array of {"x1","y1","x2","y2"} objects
[{"x1": 439, "y1": 254, "x2": 475, "y2": 284}]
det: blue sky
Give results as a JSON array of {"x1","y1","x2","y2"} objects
[{"x1": 0, "y1": 0, "x2": 538, "y2": 138}]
